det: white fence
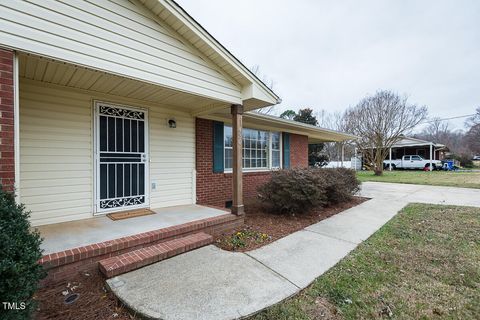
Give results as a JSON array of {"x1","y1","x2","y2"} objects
[{"x1": 323, "y1": 157, "x2": 362, "y2": 170}]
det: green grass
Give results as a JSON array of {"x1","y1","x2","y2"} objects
[
  {"x1": 250, "y1": 204, "x2": 480, "y2": 319},
  {"x1": 357, "y1": 170, "x2": 480, "y2": 189}
]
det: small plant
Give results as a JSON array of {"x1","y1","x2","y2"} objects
[
  {"x1": 0, "y1": 187, "x2": 45, "y2": 320},
  {"x1": 257, "y1": 168, "x2": 360, "y2": 214},
  {"x1": 217, "y1": 229, "x2": 271, "y2": 251}
]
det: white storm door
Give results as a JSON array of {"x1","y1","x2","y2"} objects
[{"x1": 95, "y1": 102, "x2": 149, "y2": 213}]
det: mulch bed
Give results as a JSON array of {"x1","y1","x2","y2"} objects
[
  {"x1": 216, "y1": 196, "x2": 369, "y2": 252},
  {"x1": 34, "y1": 271, "x2": 136, "y2": 320}
]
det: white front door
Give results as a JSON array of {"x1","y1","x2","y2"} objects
[{"x1": 94, "y1": 101, "x2": 149, "y2": 214}]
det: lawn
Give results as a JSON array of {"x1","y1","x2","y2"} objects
[
  {"x1": 357, "y1": 170, "x2": 480, "y2": 189},
  {"x1": 251, "y1": 204, "x2": 480, "y2": 319}
]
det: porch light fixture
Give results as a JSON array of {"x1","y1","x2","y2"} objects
[{"x1": 168, "y1": 118, "x2": 176, "y2": 128}]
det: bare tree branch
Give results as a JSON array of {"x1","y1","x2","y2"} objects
[
  {"x1": 344, "y1": 90, "x2": 428, "y2": 175},
  {"x1": 249, "y1": 65, "x2": 277, "y2": 115}
]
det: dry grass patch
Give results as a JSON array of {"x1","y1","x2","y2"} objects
[{"x1": 250, "y1": 204, "x2": 480, "y2": 320}]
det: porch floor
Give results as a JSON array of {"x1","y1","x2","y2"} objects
[{"x1": 37, "y1": 205, "x2": 227, "y2": 255}]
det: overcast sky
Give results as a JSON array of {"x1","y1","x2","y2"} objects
[{"x1": 177, "y1": 0, "x2": 480, "y2": 130}]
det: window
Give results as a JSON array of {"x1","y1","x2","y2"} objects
[
  {"x1": 224, "y1": 126, "x2": 233, "y2": 169},
  {"x1": 271, "y1": 132, "x2": 281, "y2": 168},
  {"x1": 224, "y1": 126, "x2": 281, "y2": 170}
]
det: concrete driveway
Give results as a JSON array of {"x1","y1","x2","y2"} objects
[
  {"x1": 107, "y1": 182, "x2": 480, "y2": 320},
  {"x1": 359, "y1": 181, "x2": 480, "y2": 207}
]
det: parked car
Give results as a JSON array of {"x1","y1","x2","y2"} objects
[
  {"x1": 473, "y1": 155, "x2": 480, "y2": 160},
  {"x1": 383, "y1": 155, "x2": 442, "y2": 170}
]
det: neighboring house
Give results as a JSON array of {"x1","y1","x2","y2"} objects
[
  {"x1": 387, "y1": 137, "x2": 448, "y2": 161},
  {"x1": 0, "y1": 0, "x2": 355, "y2": 284}
]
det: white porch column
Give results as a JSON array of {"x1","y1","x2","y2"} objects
[
  {"x1": 341, "y1": 143, "x2": 344, "y2": 167},
  {"x1": 429, "y1": 143, "x2": 433, "y2": 171},
  {"x1": 389, "y1": 147, "x2": 392, "y2": 171},
  {"x1": 231, "y1": 104, "x2": 244, "y2": 215}
]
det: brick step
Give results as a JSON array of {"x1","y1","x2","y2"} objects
[{"x1": 99, "y1": 232, "x2": 213, "y2": 278}]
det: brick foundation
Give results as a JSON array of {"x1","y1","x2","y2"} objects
[
  {"x1": 195, "y1": 118, "x2": 308, "y2": 208},
  {"x1": 0, "y1": 48, "x2": 15, "y2": 191},
  {"x1": 39, "y1": 213, "x2": 243, "y2": 285}
]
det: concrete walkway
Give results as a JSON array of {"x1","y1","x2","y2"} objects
[{"x1": 107, "y1": 182, "x2": 480, "y2": 320}]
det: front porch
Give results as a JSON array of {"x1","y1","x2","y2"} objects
[
  {"x1": 8, "y1": 51, "x2": 250, "y2": 285},
  {"x1": 38, "y1": 204, "x2": 228, "y2": 254},
  {"x1": 37, "y1": 204, "x2": 243, "y2": 285},
  {"x1": 13, "y1": 52, "x2": 247, "y2": 227}
]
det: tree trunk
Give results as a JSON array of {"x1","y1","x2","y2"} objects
[{"x1": 374, "y1": 156, "x2": 384, "y2": 176}]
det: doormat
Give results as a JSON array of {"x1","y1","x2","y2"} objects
[{"x1": 107, "y1": 208, "x2": 156, "y2": 221}]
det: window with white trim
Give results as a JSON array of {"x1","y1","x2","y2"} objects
[
  {"x1": 271, "y1": 132, "x2": 281, "y2": 168},
  {"x1": 224, "y1": 126, "x2": 282, "y2": 170}
]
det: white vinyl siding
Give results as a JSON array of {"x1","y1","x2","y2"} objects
[
  {"x1": 20, "y1": 81, "x2": 93, "y2": 226},
  {"x1": 20, "y1": 80, "x2": 195, "y2": 226},
  {"x1": 0, "y1": 0, "x2": 241, "y2": 104}
]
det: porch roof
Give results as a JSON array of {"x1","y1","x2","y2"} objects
[
  {"x1": 200, "y1": 112, "x2": 358, "y2": 143},
  {"x1": 391, "y1": 137, "x2": 447, "y2": 149}
]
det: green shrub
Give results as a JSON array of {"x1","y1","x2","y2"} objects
[
  {"x1": 257, "y1": 168, "x2": 360, "y2": 214},
  {"x1": 0, "y1": 187, "x2": 45, "y2": 320},
  {"x1": 318, "y1": 167, "x2": 361, "y2": 204}
]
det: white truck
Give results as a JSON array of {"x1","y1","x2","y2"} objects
[{"x1": 383, "y1": 155, "x2": 442, "y2": 170}]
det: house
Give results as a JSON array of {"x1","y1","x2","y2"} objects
[
  {"x1": 0, "y1": 0, "x2": 355, "y2": 283},
  {"x1": 387, "y1": 136, "x2": 448, "y2": 161}
]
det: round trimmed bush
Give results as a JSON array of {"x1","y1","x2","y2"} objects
[
  {"x1": 257, "y1": 168, "x2": 360, "y2": 214},
  {"x1": 0, "y1": 187, "x2": 45, "y2": 320}
]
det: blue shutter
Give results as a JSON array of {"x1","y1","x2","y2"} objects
[
  {"x1": 213, "y1": 121, "x2": 224, "y2": 173},
  {"x1": 283, "y1": 132, "x2": 290, "y2": 168}
]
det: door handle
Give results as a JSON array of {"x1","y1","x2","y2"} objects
[{"x1": 141, "y1": 153, "x2": 147, "y2": 163}]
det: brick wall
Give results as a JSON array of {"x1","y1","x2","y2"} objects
[
  {"x1": 0, "y1": 48, "x2": 15, "y2": 192},
  {"x1": 290, "y1": 133, "x2": 309, "y2": 168},
  {"x1": 195, "y1": 118, "x2": 308, "y2": 207}
]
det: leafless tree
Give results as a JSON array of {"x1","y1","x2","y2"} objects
[
  {"x1": 422, "y1": 117, "x2": 450, "y2": 142},
  {"x1": 250, "y1": 65, "x2": 277, "y2": 115},
  {"x1": 465, "y1": 107, "x2": 480, "y2": 154},
  {"x1": 465, "y1": 107, "x2": 480, "y2": 128},
  {"x1": 344, "y1": 90, "x2": 428, "y2": 175},
  {"x1": 414, "y1": 118, "x2": 472, "y2": 156},
  {"x1": 315, "y1": 110, "x2": 355, "y2": 162},
  {"x1": 466, "y1": 124, "x2": 480, "y2": 154}
]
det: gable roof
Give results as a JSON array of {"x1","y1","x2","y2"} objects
[{"x1": 138, "y1": 0, "x2": 281, "y2": 109}]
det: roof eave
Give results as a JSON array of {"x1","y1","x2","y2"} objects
[{"x1": 159, "y1": 0, "x2": 281, "y2": 106}]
